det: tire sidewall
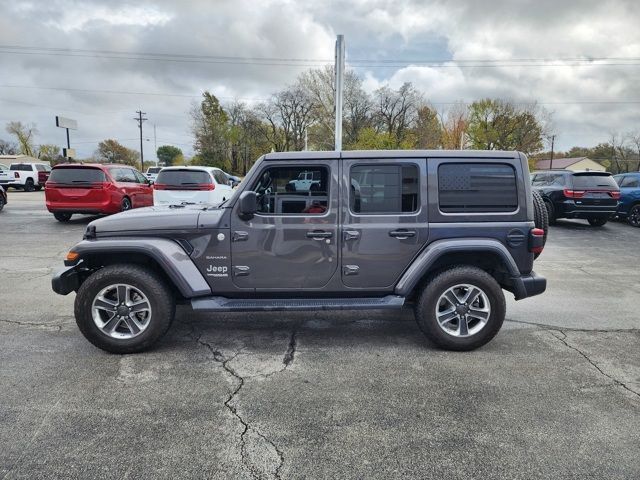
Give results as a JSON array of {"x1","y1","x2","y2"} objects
[
  {"x1": 74, "y1": 265, "x2": 174, "y2": 353},
  {"x1": 24, "y1": 179, "x2": 34, "y2": 192},
  {"x1": 415, "y1": 267, "x2": 506, "y2": 351},
  {"x1": 628, "y1": 205, "x2": 640, "y2": 227},
  {"x1": 121, "y1": 197, "x2": 132, "y2": 211}
]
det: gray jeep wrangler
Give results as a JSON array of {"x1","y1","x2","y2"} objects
[{"x1": 52, "y1": 150, "x2": 548, "y2": 353}]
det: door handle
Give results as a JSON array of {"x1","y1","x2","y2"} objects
[
  {"x1": 344, "y1": 230, "x2": 360, "y2": 241},
  {"x1": 389, "y1": 229, "x2": 416, "y2": 239},
  {"x1": 306, "y1": 230, "x2": 333, "y2": 240}
]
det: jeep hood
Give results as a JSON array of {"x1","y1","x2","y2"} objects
[{"x1": 88, "y1": 205, "x2": 226, "y2": 235}]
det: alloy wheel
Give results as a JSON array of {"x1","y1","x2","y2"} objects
[
  {"x1": 435, "y1": 284, "x2": 491, "y2": 337},
  {"x1": 91, "y1": 284, "x2": 152, "y2": 339},
  {"x1": 629, "y1": 206, "x2": 640, "y2": 227}
]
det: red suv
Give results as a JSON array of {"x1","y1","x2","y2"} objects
[{"x1": 45, "y1": 164, "x2": 153, "y2": 222}]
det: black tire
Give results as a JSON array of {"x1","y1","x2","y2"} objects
[
  {"x1": 531, "y1": 190, "x2": 549, "y2": 258},
  {"x1": 0, "y1": 195, "x2": 4, "y2": 212},
  {"x1": 587, "y1": 217, "x2": 608, "y2": 227},
  {"x1": 544, "y1": 199, "x2": 557, "y2": 225},
  {"x1": 53, "y1": 212, "x2": 72, "y2": 222},
  {"x1": 74, "y1": 264, "x2": 175, "y2": 354},
  {"x1": 628, "y1": 204, "x2": 640, "y2": 228},
  {"x1": 24, "y1": 179, "x2": 35, "y2": 192},
  {"x1": 414, "y1": 266, "x2": 506, "y2": 351},
  {"x1": 121, "y1": 197, "x2": 132, "y2": 211}
]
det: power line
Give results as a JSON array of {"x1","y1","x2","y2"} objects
[{"x1": 1, "y1": 45, "x2": 640, "y2": 68}]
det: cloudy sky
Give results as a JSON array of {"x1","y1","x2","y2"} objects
[{"x1": 0, "y1": 0, "x2": 639, "y2": 159}]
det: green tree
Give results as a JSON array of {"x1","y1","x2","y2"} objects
[
  {"x1": 467, "y1": 99, "x2": 544, "y2": 154},
  {"x1": 156, "y1": 145, "x2": 183, "y2": 166},
  {"x1": 37, "y1": 144, "x2": 63, "y2": 165},
  {"x1": 96, "y1": 139, "x2": 139, "y2": 166},
  {"x1": 413, "y1": 105, "x2": 442, "y2": 149},
  {"x1": 5, "y1": 121, "x2": 38, "y2": 156},
  {"x1": 191, "y1": 92, "x2": 231, "y2": 170}
]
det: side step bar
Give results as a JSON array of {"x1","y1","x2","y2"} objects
[{"x1": 191, "y1": 295, "x2": 405, "y2": 312}]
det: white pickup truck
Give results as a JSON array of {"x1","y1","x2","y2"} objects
[{"x1": 0, "y1": 162, "x2": 51, "y2": 191}]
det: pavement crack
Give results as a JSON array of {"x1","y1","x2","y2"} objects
[
  {"x1": 505, "y1": 319, "x2": 640, "y2": 333},
  {"x1": 282, "y1": 330, "x2": 297, "y2": 368},
  {"x1": 0, "y1": 318, "x2": 63, "y2": 331},
  {"x1": 193, "y1": 329, "x2": 285, "y2": 479},
  {"x1": 550, "y1": 330, "x2": 640, "y2": 400}
]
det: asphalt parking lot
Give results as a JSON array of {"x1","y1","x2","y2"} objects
[{"x1": 1, "y1": 190, "x2": 639, "y2": 479}]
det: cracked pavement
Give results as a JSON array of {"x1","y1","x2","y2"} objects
[{"x1": 1, "y1": 191, "x2": 639, "y2": 479}]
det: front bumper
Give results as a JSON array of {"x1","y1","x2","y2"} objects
[
  {"x1": 510, "y1": 271, "x2": 546, "y2": 300},
  {"x1": 51, "y1": 263, "x2": 82, "y2": 295}
]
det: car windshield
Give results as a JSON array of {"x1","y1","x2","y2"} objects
[
  {"x1": 48, "y1": 167, "x2": 106, "y2": 184},
  {"x1": 156, "y1": 169, "x2": 212, "y2": 186},
  {"x1": 572, "y1": 173, "x2": 618, "y2": 189}
]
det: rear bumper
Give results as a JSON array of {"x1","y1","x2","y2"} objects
[
  {"x1": 560, "y1": 200, "x2": 617, "y2": 218},
  {"x1": 510, "y1": 271, "x2": 547, "y2": 300},
  {"x1": 51, "y1": 263, "x2": 82, "y2": 295}
]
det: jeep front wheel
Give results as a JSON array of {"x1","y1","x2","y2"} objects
[
  {"x1": 415, "y1": 266, "x2": 506, "y2": 351},
  {"x1": 74, "y1": 264, "x2": 175, "y2": 353}
]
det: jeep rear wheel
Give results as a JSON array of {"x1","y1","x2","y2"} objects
[
  {"x1": 531, "y1": 190, "x2": 549, "y2": 258},
  {"x1": 415, "y1": 266, "x2": 506, "y2": 351},
  {"x1": 74, "y1": 264, "x2": 175, "y2": 353}
]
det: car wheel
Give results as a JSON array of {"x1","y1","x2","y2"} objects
[
  {"x1": 587, "y1": 217, "x2": 608, "y2": 227},
  {"x1": 544, "y1": 199, "x2": 557, "y2": 225},
  {"x1": 531, "y1": 190, "x2": 549, "y2": 258},
  {"x1": 414, "y1": 266, "x2": 506, "y2": 351},
  {"x1": 121, "y1": 197, "x2": 132, "y2": 211},
  {"x1": 53, "y1": 212, "x2": 72, "y2": 222},
  {"x1": 628, "y1": 205, "x2": 640, "y2": 228},
  {"x1": 74, "y1": 264, "x2": 175, "y2": 353},
  {"x1": 0, "y1": 195, "x2": 4, "y2": 212},
  {"x1": 24, "y1": 179, "x2": 35, "y2": 192}
]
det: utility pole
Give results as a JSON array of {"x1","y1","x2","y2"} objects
[
  {"x1": 153, "y1": 123, "x2": 157, "y2": 166},
  {"x1": 304, "y1": 128, "x2": 308, "y2": 151},
  {"x1": 549, "y1": 134, "x2": 556, "y2": 169},
  {"x1": 134, "y1": 110, "x2": 147, "y2": 171},
  {"x1": 334, "y1": 34, "x2": 345, "y2": 151}
]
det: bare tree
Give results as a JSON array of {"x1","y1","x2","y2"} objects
[
  {"x1": 627, "y1": 130, "x2": 640, "y2": 171},
  {"x1": 5, "y1": 122, "x2": 38, "y2": 156},
  {"x1": 0, "y1": 139, "x2": 18, "y2": 155},
  {"x1": 439, "y1": 103, "x2": 468, "y2": 149},
  {"x1": 373, "y1": 83, "x2": 422, "y2": 146}
]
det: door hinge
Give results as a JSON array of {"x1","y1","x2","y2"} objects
[
  {"x1": 343, "y1": 265, "x2": 359, "y2": 276},
  {"x1": 233, "y1": 265, "x2": 250, "y2": 277}
]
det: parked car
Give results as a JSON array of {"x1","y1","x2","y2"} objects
[
  {"x1": 38, "y1": 164, "x2": 52, "y2": 185},
  {"x1": 0, "y1": 162, "x2": 50, "y2": 191},
  {"x1": 153, "y1": 166, "x2": 233, "y2": 206},
  {"x1": 145, "y1": 166, "x2": 163, "y2": 183},
  {"x1": 531, "y1": 170, "x2": 620, "y2": 226},
  {"x1": 45, "y1": 163, "x2": 153, "y2": 222},
  {"x1": 223, "y1": 172, "x2": 242, "y2": 188},
  {"x1": 52, "y1": 150, "x2": 547, "y2": 354},
  {"x1": 613, "y1": 172, "x2": 640, "y2": 227},
  {"x1": 0, "y1": 185, "x2": 6, "y2": 212}
]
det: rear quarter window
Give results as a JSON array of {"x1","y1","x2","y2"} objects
[
  {"x1": 438, "y1": 163, "x2": 518, "y2": 213},
  {"x1": 49, "y1": 168, "x2": 106, "y2": 184}
]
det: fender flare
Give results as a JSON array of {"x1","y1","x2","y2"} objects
[
  {"x1": 394, "y1": 238, "x2": 521, "y2": 297},
  {"x1": 68, "y1": 238, "x2": 211, "y2": 298}
]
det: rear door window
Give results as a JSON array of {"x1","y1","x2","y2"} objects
[
  {"x1": 48, "y1": 168, "x2": 106, "y2": 184},
  {"x1": 156, "y1": 169, "x2": 212, "y2": 187},
  {"x1": 213, "y1": 170, "x2": 228, "y2": 185},
  {"x1": 438, "y1": 163, "x2": 518, "y2": 213},
  {"x1": 571, "y1": 174, "x2": 618, "y2": 190},
  {"x1": 350, "y1": 164, "x2": 419, "y2": 214},
  {"x1": 620, "y1": 176, "x2": 640, "y2": 188}
]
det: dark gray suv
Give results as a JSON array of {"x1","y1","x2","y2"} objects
[{"x1": 52, "y1": 150, "x2": 547, "y2": 353}]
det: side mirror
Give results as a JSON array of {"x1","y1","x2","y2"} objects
[{"x1": 238, "y1": 191, "x2": 257, "y2": 219}]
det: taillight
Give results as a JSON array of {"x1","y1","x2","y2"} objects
[
  {"x1": 563, "y1": 189, "x2": 585, "y2": 199},
  {"x1": 610, "y1": 191, "x2": 621, "y2": 200},
  {"x1": 198, "y1": 183, "x2": 215, "y2": 190},
  {"x1": 153, "y1": 183, "x2": 167, "y2": 190},
  {"x1": 530, "y1": 227, "x2": 545, "y2": 254}
]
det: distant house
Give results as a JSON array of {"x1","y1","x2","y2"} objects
[{"x1": 534, "y1": 157, "x2": 605, "y2": 172}]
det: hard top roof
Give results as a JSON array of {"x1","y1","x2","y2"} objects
[{"x1": 263, "y1": 149, "x2": 521, "y2": 160}]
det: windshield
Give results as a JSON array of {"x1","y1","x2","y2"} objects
[
  {"x1": 572, "y1": 173, "x2": 618, "y2": 189},
  {"x1": 48, "y1": 167, "x2": 106, "y2": 184},
  {"x1": 156, "y1": 169, "x2": 211, "y2": 186}
]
